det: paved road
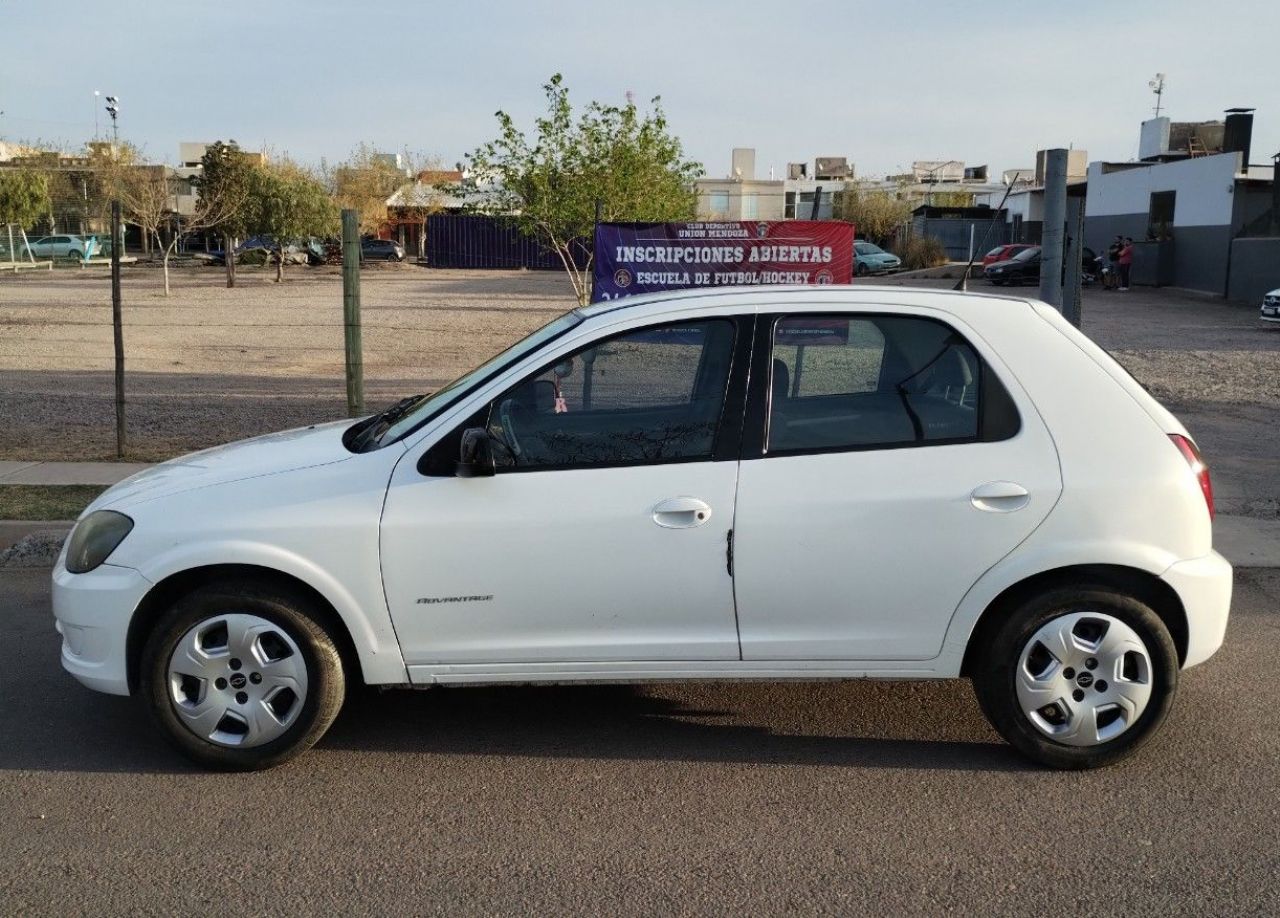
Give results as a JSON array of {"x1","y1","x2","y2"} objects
[{"x1": 2, "y1": 568, "x2": 1278, "y2": 916}]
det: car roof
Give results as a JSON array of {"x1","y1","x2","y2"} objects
[{"x1": 577, "y1": 284, "x2": 1039, "y2": 322}]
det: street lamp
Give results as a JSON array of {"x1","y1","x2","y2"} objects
[{"x1": 104, "y1": 95, "x2": 120, "y2": 144}]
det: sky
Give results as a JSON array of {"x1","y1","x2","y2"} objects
[{"x1": 2, "y1": 0, "x2": 1278, "y2": 179}]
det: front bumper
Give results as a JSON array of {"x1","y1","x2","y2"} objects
[
  {"x1": 1161, "y1": 550, "x2": 1233, "y2": 669},
  {"x1": 52, "y1": 561, "x2": 153, "y2": 696}
]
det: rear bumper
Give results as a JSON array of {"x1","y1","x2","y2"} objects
[
  {"x1": 1161, "y1": 551, "x2": 1233, "y2": 669},
  {"x1": 52, "y1": 561, "x2": 152, "y2": 696}
]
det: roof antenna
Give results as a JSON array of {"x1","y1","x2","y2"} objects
[
  {"x1": 953, "y1": 178, "x2": 1019, "y2": 291},
  {"x1": 1149, "y1": 73, "x2": 1167, "y2": 118}
]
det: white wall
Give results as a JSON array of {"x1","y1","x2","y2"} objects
[{"x1": 1085, "y1": 153, "x2": 1240, "y2": 226}]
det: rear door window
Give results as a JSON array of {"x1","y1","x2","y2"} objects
[{"x1": 766, "y1": 314, "x2": 1012, "y2": 453}]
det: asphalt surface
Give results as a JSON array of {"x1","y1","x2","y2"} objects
[{"x1": 2, "y1": 569, "x2": 1278, "y2": 915}]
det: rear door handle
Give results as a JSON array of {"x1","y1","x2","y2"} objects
[
  {"x1": 652, "y1": 497, "x2": 712, "y2": 529},
  {"x1": 971, "y1": 481, "x2": 1030, "y2": 512}
]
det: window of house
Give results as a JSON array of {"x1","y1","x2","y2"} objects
[
  {"x1": 487, "y1": 320, "x2": 736, "y2": 470},
  {"x1": 708, "y1": 191, "x2": 730, "y2": 216},
  {"x1": 1148, "y1": 191, "x2": 1176, "y2": 240},
  {"x1": 766, "y1": 315, "x2": 1006, "y2": 453},
  {"x1": 741, "y1": 193, "x2": 759, "y2": 220}
]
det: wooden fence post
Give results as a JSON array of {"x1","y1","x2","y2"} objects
[{"x1": 342, "y1": 209, "x2": 364, "y2": 417}]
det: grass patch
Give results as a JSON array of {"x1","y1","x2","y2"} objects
[{"x1": 0, "y1": 485, "x2": 108, "y2": 520}]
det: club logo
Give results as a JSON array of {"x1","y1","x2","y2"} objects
[
  {"x1": 815, "y1": 269, "x2": 834, "y2": 284},
  {"x1": 614, "y1": 268, "x2": 633, "y2": 288},
  {"x1": 755, "y1": 222, "x2": 770, "y2": 238}
]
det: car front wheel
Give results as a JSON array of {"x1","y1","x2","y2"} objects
[
  {"x1": 972, "y1": 587, "x2": 1178, "y2": 769},
  {"x1": 140, "y1": 579, "x2": 346, "y2": 770}
]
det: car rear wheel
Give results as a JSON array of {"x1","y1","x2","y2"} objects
[
  {"x1": 972, "y1": 586, "x2": 1178, "y2": 770},
  {"x1": 140, "y1": 579, "x2": 346, "y2": 770}
]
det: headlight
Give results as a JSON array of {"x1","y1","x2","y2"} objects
[{"x1": 65, "y1": 510, "x2": 134, "y2": 573}]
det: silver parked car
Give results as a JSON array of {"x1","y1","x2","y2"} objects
[
  {"x1": 1260, "y1": 288, "x2": 1279, "y2": 325},
  {"x1": 26, "y1": 234, "x2": 99, "y2": 261}
]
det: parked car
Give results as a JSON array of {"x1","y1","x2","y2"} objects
[
  {"x1": 984, "y1": 246, "x2": 1097, "y2": 286},
  {"x1": 362, "y1": 238, "x2": 406, "y2": 262},
  {"x1": 854, "y1": 241, "x2": 901, "y2": 276},
  {"x1": 982, "y1": 243, "x2": 1036, "y2": 269},
  {"x1": 53, "y1": 285, "x2": 1229, "y2": 771},
  {"x1": 1260, "y1": 288, "x2": 1280, "y2": 325},
  {"x1": 206, "y1": 236, "x2": 325, "y2": 267},
  {"x1": 26, "y1": 234, "x2": 99, "y2": 261}
]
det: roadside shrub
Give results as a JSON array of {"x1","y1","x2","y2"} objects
[{"x1": 898, "y1": 235, "x2": 948, "y2": 270}]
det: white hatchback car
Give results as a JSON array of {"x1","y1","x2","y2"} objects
[{"x1": 53, "y1": 286, "x2": 1231, "y2": 771}]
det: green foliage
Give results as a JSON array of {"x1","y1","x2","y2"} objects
[
  {"x1": 194, "y1": 141, "x2": 256, "y2": 238},
  {"x1": 833, "y1": 183, "x2": 913, "y2": 246},
  {"x1": 0, "y1": 169, "x2": 52, "y2": 228},
  {"x1": 928, "y1": 190, "x2": 975, "y2": 208},
  {"x1": 467, "y1": 74, "x2": 703, "y2": 304},
  {"x1": 248, "y1": 161, "x2": 337, "y2": 281}
]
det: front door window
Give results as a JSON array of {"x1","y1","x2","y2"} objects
[{"x1": 488, "y1": 319, "x2": 736, "y2": 470}]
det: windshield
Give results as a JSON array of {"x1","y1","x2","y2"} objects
[
  {"x1": 855, "y1": 243, "x2": 882, "y2": 255},
  {"x1": 1012, "y1": 247, "x2": 1040, "y2": 262},
  {"x1": 371, "y1": 310, "x2": 584, "y2": 447}
]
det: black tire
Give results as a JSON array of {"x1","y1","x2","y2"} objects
[
  {"x1": 989, "y1": 277, "x2": 1005, "y2": 286},
  {"x1": 139, "y1": 578, "x2": 346, "y2": 771},
  {"x1": 68, "y1": 250, "x2": 83, "y2": 262},
  {"x1": 386, "y1": 252, "x2": 399, "y2": 262},
  {"x1": 856, "y1": 262, "x2": 870, "y2": 277},
  {"x1": 971, "y1": 586, "x2": 1178, "y2": 770}
]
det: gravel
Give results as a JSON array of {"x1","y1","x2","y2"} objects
[{"x1": 0, "y1": 530, "x2": 67, "y2": 568}]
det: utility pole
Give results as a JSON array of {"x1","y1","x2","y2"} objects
[
  {"x1": 341, "y1": 209, "x2": 364, "y2": 417},
  {"x1": 111, "y1": 201, "x2": 126, "y2": 458},
  {"x1": 1039, "y1": 148, "x2": 1068, "y2": 309}
]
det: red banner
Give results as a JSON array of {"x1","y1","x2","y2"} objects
[{"x1": 592, "y1": 221, "x2": 855, "y2": 302}]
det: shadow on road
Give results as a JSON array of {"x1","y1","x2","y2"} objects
[
  {"x1": 0, "y1": 677, "x2": 1026, "y2": 775},
  {"x1": 316, "y1": 682, "x2": 1027, "y2": 774}
]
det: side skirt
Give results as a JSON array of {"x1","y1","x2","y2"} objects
[{"x1": 405, "y1": 660, "x2": 953, "y2": 686}]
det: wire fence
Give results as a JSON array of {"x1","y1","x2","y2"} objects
[{"x1": 0, "y1": 264, "x2": 572, "y2": 460}]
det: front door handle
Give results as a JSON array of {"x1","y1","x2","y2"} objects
[
  {"x1": 971, "y1": 481, "x2": 1030, "y2": 512},
  {"x1": 652, "y1": 497, "x2": 712, "y2": 529}
]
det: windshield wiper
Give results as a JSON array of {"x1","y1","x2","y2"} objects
[{"x1": 350, "y1": 394, "x2": 425, "y2": 451}]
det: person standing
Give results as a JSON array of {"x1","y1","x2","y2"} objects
[
  {"x1": 1105, "y1": 236, "x2": 1123, "y2": 290},
  {"x1": 1118, "y1": 237, "x2": 1134, "y2": 291}
]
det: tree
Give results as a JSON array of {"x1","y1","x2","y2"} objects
[
  {"x1": 193, "y1": 141, "x2": 256, "y2": 287},
  {"x1": 249, "y1": 160, "x2": 338, "y2": 282},
  {"x1": 466, "y1": 74, "x2": 703, "y2": 304},
  {"x1": 329, "y1": 143, "x2": 410, "y2": 236},
  {"x1": 0, "y1": 169, "x2": 51, "y2": 228},
  {"x1": 832, "y1": 182, "x2": 914, "y2": 246}
]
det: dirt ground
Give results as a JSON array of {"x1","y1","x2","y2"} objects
[{"x1": 0, "y1": 263, "x2": 1276, "y2": 514}]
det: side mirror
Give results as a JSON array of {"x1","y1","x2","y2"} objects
[{"x1": 456, "y1": 427, "x2": 496, "y2": 478}]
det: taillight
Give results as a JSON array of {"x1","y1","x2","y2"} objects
[{"x1": 1169, "y1": 434, "x2": 1214, "y2": 519}]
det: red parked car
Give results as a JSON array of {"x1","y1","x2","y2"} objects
[{"x1": 982, "y1": 244, "x2": 1036, "y2": 269}]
